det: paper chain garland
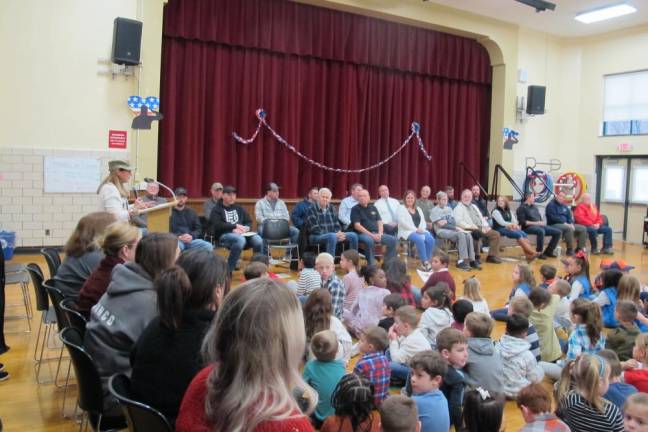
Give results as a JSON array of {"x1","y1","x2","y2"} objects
[
  {"x1": 232, "y1": 109, "x2": 432, "y2": 173},
  {"x1": 127, "y1": 96, "x2": 160, "y2": 113}
]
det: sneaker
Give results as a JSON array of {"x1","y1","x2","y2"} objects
[
  {"x1": 566, "y1": 249, "x2": 575, "y2": 256},
  {"x1": 470, "y1": 260, "x2": 482, "y2": 270},
  {"x1": 456, "y1": 261, "x2": 471, "y2": 271},
  {"x1": 0, "y1": 371, "x2": 8, "y2": 382},
  {"x1": 602, "y1": 248, "x2": 614, "y2": 255},
  {"x1": 485, "y1": 256, "x2": 502, "y2": 264},
  {"x1": 591, "y1": 249, "x2": 601, "y2": 255},
  {"x1": 417, "y1": 264, "x2": 429, "y2": 272}
]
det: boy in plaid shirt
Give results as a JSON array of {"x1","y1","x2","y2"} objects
[
  {"x1": 316, "y1": 252, "x2": 346, "y2": 318},
  {"x1": 353, "y1": 326, "x2": 391, "y2": 405}
]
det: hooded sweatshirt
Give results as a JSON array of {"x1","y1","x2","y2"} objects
[
  {"x1": 465, "y1": 337, "x2": 504, "y2": 394},
  {"x1": 498, "y1": 334, "x2": 543, "y2": 398},
  {"x1": 84, "y1": 262, "x2": 158, "y2": 405},
  {"x1": 208, "y1": 200, "x2": 253, "y2": 240}
]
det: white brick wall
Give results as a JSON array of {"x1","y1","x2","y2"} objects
[{"x1": 0, "y1": 148, "x2": 131, "y2": 248}]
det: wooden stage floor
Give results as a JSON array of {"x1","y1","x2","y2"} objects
[{"x1": 1, "y1": 240, "x2": 647, "y2": 431}]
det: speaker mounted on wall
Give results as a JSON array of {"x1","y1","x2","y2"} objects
[
  {"x1": 526, "y1": 85, "x2": 546, "y2": 115},
  {"x1": 111, "y1": 17, "x2": 143, "y2": 66}
]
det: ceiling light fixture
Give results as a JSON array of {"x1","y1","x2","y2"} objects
[{"x1": 575, "y1": 3, "x2": 637, "y2": 23}]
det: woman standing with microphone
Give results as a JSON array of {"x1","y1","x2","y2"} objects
[{"x1": 97, "y1": 160, "x2": 146, "y2": 221}]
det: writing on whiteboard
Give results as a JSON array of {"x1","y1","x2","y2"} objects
[{"x1": 44, "y1": 157, "x2": 101, "y2": 193}]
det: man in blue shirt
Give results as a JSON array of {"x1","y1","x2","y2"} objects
[
  {"x1": 545, "y1": 193, "x2": 587, "y2": 255},
  {"x1": 291, "y1": 186, "x2": 318, "y2": 230},
  {"x1": 338, "y1": 183, "x2": 363, "y2": 230}
]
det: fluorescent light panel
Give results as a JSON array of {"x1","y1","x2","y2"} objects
[{"x1": 575, "y1": 3, "x2": 637, "y2": 24}]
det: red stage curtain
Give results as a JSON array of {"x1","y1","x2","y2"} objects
[{"x1": 159, "y1": 0, "x2": 492, "y2": 199}]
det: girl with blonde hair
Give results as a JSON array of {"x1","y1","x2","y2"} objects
[
  {"x1": 77, "y1": 221, "x2": 141, "y2": 317},
  {"x1": 176, "y1": 278, "x2": 317, "y2": 432},
  {"x1": 556, "y1": 354, "x2": 624, "y2": 431},
  {"x1": 460, "y1": 276, "x2": 489, "y2": 314}
]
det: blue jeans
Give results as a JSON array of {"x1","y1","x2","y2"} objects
[
  {"x1": 390, "y1": 361, "x2": 411, "y2": 381},
  {"x1": 495, "y1": 228, "x2": 527, "y2": 240},
  {"x1": 491, "y1": 306, "x2": 509, "y2": 322},
  {"x1": 358, "y1": 233, "x2": 397, "y2": 265},
  {"x1": 258, "y1": 224, "x2": 300, "y2": 254},
  {"x1": 309, "y1": 232, "x2": 358, "y2": 256},
  {"x1": 219, "y1": 232, "x2": 264, "y2": 272},
  {"x1": 178, "y1": 238, "x2": 214, "y2": 252},
  {"x1": 524, "y1": 225, "x2": 561, "y2": 253},
  {"x1": 407, "y1": 231, "x2": 435, "y2": 262},
  {"x1": 586, "y1": 225, "x2": 613, "y2": 250}
]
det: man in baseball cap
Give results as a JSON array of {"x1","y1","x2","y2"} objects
[
  {"x1": 171, "y1": 187, "x2": 213, "y2": 252},
  {"x1": 204, "y1": 182, "x2": 224, "y2": 218}
]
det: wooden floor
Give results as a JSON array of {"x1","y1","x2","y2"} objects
[{"x1": 2, "y1": 241, "x2": 647, "y2": 431}]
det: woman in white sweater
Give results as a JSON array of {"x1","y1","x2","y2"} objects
[
  {"x1": 397, "y1": 189, "x2": 436, "y2": 272},
  {"x1": 97, "y1": 160, "x2": 145, "y2": 222}
]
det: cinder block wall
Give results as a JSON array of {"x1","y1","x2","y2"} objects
[{"x1": 0, "y1": 148, "x2": 130, "y2": 248}]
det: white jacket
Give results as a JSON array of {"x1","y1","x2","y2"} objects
[
  {"x1": 419, "y1": 307, "x2": 453, "y2": 347},
  {"x1": 396, "y1": 205, "x2": 427, "y2": 240},
  {"x1": 98, "y1": 183, "x2": 130, "y2": 222},
  {"x1": 498, "y1": 334, "x2": 544, "y2": 398},
  {"x1": 375, "y1": 197, "x2": 401, "y2": 225},
  {"x1": 453, "y1": 202, "x2": 488, "y2": 230},
  {"x1": 389, "y1": 328, "x2": 431, "y2": 364}
]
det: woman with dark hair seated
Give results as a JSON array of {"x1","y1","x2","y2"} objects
[
  {"x1": 55, "y1": 211, "x2": 117, "y2": 298},
  {"x1": 84, "y1": 232, "x2": 179, "y2": 410},
  {"x1": 491, "y1": 196, "x2": 539, "y2": 263},
  {"x1": 130, "y1": 250, "x2": 230, "y2": 423}
]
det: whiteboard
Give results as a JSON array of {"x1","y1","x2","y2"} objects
[{"x1": 44, "y1": 156, "x2": 102, "y2": 193}]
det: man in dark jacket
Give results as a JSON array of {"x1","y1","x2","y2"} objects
[
  {"x1": 545, "y1": 192, "x2": 587, "y2": 255},
  {"x1": 209, "y1": 185, "x2": 263, "y2": 272},
  {"x1": 172, "y1": 187, "x2": 213, "y2": 252},
  {"x1": 291, "y1": 186, "x2": 318, "y2": 230},
  {"x1": 516, "y1": 192, "x2": 562, "y2": 259}
]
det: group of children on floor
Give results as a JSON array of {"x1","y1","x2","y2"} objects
[{"x1": 236, "y1": 245, "x2": 648, "y2": 431}]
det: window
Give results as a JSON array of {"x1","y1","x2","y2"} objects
[
  {"x1": 602, "y1": 160, "x2": 626, "y2": 202},
  {"x1": 629, "y1": 160, "x2": 648, "y2": 204},
  {"x1": 603, "y1": 70, "x2": 648, "y2": 136}
]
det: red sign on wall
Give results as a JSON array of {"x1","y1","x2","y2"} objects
[{"x1": 109, "y1": 130, "x2": 128, "y2": 149}]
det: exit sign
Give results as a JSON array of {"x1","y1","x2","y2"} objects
[{"x1": 617, "y1": 142, "x2": 633, "y2": 152}]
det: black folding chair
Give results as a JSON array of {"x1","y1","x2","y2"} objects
[
  {"x1": 108, "y1": 374, "x2": 173, "y2": 432},
  {"x1": 40, "y1": 247, "x2": 62, "y2": 278}
]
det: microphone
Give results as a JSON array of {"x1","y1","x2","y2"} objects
[{"x1": 144, "y1": 177, "x2": 177, "y2": 203}]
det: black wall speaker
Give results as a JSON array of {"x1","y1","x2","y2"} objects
[
  {"x1": 111, "y1": 17, "x2": 143, "y2": 66},
  {"x1": 526, "y1": 85, "x2": 546, "y2": 115}
]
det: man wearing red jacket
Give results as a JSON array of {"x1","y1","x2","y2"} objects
[{"x1": 573, "y1": 193, "x2": 613, "y2": 255}]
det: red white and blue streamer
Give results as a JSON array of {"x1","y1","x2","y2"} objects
[{"x1": 232, "y1": 109, "x2": 432, "y2": 173}]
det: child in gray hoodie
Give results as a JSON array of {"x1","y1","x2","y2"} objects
[
  {"x1": 498, "y1": 314, "x2": 544, "y2": 399},
  {"x1": 463, "y1": 312, "x2": 504, "y2": 394}
]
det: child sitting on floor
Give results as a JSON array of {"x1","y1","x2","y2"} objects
[
  {"x1": 353, "y1": 326, "x2": 391, "y2": 405},
  {"x1": 340, "y1": 249, "x2": 363, "y2": 315},
  {"x1": 388, "y1": 306, "x2": 430, "y2": 383},
  {"x1": 419, "y1": 283, "x2": 453, "y2": 347},
  {"x1": 622, "y1": 333, "x2": 648, "y2": 392},
  {"x1": 606, "y1": 301, "x2": 640, "y2": 361},
  {"x1": 510, "y1": 296, "x2": 542, "y2": 362},
  {"x1": 538, "y1": 264, "x2": 557, "y2": 290},
  {"x1": 422, "y1": 251, "x2": 456, "y2": 300},
  {"x1": 409, "y1": 350, "x2": 450, "y2": 432},
  {"x1": 463, "y1": 312, "x2": 504, "y2": 394},
  {"x1": 498, "y1": 313, "x2": 544, "y2": 399},
  {"x1": 319, "y1": 374, "x2": 380, "y2": 432},
  {"x1": 459, "y1": 276, "x2": 489, "y2": 314},
  {"x1": 516, "y1": 383, "x2": 570, "y2": 432},
  {"x1": 566, "y1": 252, "x2": 594, "y2": 300},
  {"x1": 378, "y1": 293, "x2": 404, "y2": 333},
  {"x1": 379, "y1": 396, "x2": 419, "y2": 432},
  {"x1": 598, "y1": 349, "x2": 637, "y2": 409},
  {"x1": 492, "y1": 264, "x2": 536, "y2": 321},
  {"x1": 451, "y1": 299, "x2": 473, "y2": 331},
  {"x1": 243, "y1": 261, "x2": 268, "y2": 280},
  {"x1": 623, "y1": 393, "x2": 648, "y2": 432},
  {"x1": 437, "y1": 327, "x2": 468, "y2": 429},
  {"x1": 296, "y1": 252, "x2": 323, "y2": 300},
  {"x1": 302, "y1": 330, "x2": 346, "y2": 429},
  {"x1": 345, "y1": 265, "x2": 390, "y2": 336}
]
